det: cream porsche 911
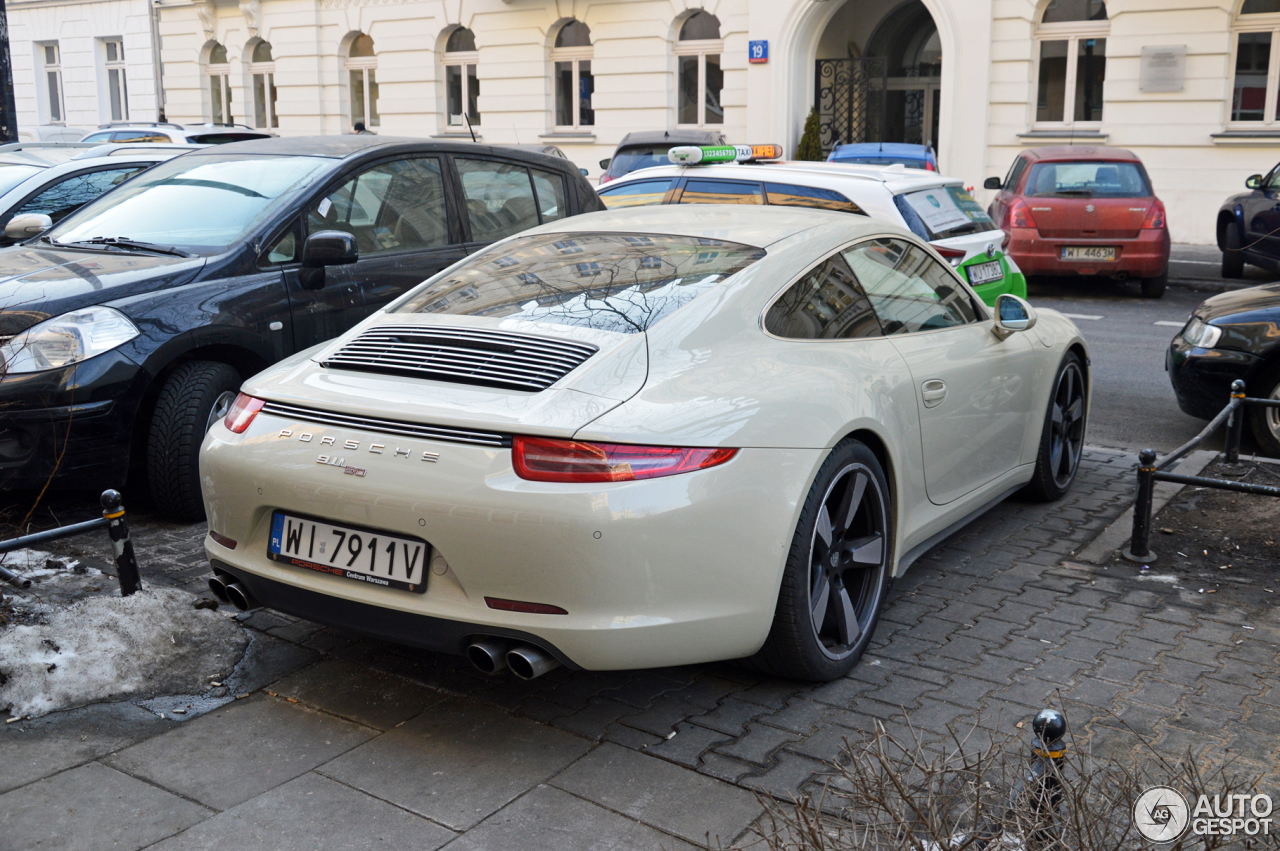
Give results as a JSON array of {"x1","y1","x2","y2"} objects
[{"x1": 200, "y1": 206, "x2": 1089, "y2": 682}]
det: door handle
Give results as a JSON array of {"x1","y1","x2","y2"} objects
[{"x1": 921, "y1": 379, "x2": 947, "y2": 408}]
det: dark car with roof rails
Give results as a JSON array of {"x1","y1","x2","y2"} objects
[
  {"x1": 0, "y1": 135, "x2": 603, "y2": 519},
  {"x1": 597, "y1": 129, "x2": 727, "y2": 185}
]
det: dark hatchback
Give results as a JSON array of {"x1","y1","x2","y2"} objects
[
  {"x1": 1216, "y1": 165, "x2": 1280, "y2": 278},
  {"x1": 1168, "y1": 283, "x2": 1280, "y2": 454},
  {"x1": 0, "y1": 136, "x2": 604, "y2": 518}
]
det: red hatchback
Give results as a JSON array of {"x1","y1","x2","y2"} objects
[{"x1": 984, "y1": 146, "x2": 1170, "y2": 298}]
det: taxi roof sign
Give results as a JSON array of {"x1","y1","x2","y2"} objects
[{"x1": 668, "y1": 144, "x2": 783, "y2": 165}]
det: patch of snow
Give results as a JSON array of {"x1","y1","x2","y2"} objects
[
  {"x1": 0, "y1": 548, "x2": 76, "y2": 578},
  {"x1": 0, "y1": 587, "x2": 248, "y2": 718},
  {"x1": 1136, "y1": 573, "x2": 1180, "y2": 584}
]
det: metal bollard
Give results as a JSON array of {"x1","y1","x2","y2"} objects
[
  {"x1": 1023, "y1": 708, "x2": 1068, "y2": 848},
  {"x1": 101, "y1": 490, "x2": 142, "y2": 596},
  {"x1": 1123, "y1": 448, "x2": 1158, "y2": 563},
  {"x1": 1225, "y1": 379, "x2": 1246, "y2": 464}
]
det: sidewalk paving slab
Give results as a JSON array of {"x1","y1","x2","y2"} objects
[
  {"x1": 0, "y1": 761, "x2": 211, "y2": 851},
  {"x1": 319, "y1": 696, "x2": 591, "y2": 831},
  {"x1": 551, "y1": 742, "x2": 763, "y2": 844},
  {"x1": 441, "y1": 785, "x2": 701, "y2": 851},
  {"x1": 269, "y1": 657, "x2": 448, "y2": 730},
  {"x1": 103, "y1": 695, "x2": 375, "y2": 811},
  {"x1": 144, "y1": 772, "x2": 456, "y2": 851},
  {"x1": 0, "y1": 702, "x2": 172, "y2": 795}
]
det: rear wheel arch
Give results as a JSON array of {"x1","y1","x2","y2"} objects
[{"x1": 837, "y1": 427, "x2": 898, "y2": 548}]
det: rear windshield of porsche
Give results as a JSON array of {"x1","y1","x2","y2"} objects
[
  {"x1": 396, "y1": 232, "x2": 766, "y2": 334},
  {"x1": 1025, "y1": 161, "x2": 1152, "y2": 198}
]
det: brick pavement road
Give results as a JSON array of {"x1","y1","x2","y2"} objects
[{"x1": 2, "y1": 446, "x2": 1278, "y2": 850}]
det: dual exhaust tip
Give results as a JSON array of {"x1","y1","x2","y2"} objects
[
  {"x1": 467, "y1": 639, "x2": 560, "y2": 680},
  {"x1": 208, "y1": 573, "x2": 556, "y2": 680},
  {"x1": 208, "y1": 572, "x2": 259, "y2": 612}
]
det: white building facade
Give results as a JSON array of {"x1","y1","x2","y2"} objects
[{"x1": 7, "y1": 0, "x2": 1280, "y2": 242}]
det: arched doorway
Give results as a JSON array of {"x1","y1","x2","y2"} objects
[
  {"x1": 813, "y1": 0, "x2": 943, "y2": 154},
  {"x1": 869, "y1": 2, "x2": 941, "y2": 150}
]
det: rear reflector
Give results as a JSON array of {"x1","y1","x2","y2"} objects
[
  {"x1": 209, "y1": 531, "x2": 238, "y2": 550},
  {"x1": 223, "y1": 393, "x2": 264, "y2": 434},
  {"x1": 512, "y1": 435, "x2": 738, "y2": 483},
  {"x1": 485, "y1": 597, "x2": 568, "y2": 615}
]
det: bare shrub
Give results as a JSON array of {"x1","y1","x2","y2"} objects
[{"x1": 744, "y1": 713, "x2": 1262, "y2": 851}]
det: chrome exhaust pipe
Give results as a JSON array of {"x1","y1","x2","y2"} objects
[
  {"x1": 224, "y1": 581, "x2": 259, "y2": 612},
  {"x1": 207, "y1": 574, "x2": 231, "y2": 604},
  {"x1": 506, "y1": 645, "x2": 560, "y2": 681},
  {"x1": 467, "y1": 639, "x2": 509, "y2": 674}
]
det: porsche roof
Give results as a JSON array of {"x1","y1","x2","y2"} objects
[{"x1": 521, "y1": 203, "x2": 884, "y2": 247}]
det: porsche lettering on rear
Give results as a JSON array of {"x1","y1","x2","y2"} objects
[{"x1": 278, "y1": 429, "x2": 439, "y2": 462}]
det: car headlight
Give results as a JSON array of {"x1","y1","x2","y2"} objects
[
  {"x1": 1181, "y1": 316, "x2": 1222, "y2": 349},
  {"x1": 0, "y1": 306, "x2": 139, "y2": 374}
]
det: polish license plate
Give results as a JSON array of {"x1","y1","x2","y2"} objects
[
  {"x1": 966, "y1": 260, "x2": 1003, "y2": 285},
  {"x1": 1060, "y1": 246, "x2": 1117, "y2": 261},
  {"x1": 267, "y1": 512, "x2": 428, "y2": 593}
]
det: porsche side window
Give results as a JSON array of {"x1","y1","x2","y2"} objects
[
  {"x1": 843, "y1": 238, "x2": 978, "y2": 335},
  {"x1": 764, "y1": 253, "x2": 882, "y2": 340}
]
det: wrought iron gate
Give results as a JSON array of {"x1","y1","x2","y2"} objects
[{"x1": 814, "y1": 58, "x2": 887, "y2": 153}]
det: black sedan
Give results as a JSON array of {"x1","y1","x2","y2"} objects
[
  {"x1": 1168, "y1": 283, "x2": 1280, "y2": 454},
  {"x1": 1217, "y1": 166, "x2": 1280, "y2": 278},
  {"x1": 0, "y1": 136, "x2": 603, "y2": 519}
]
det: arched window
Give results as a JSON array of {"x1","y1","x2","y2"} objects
[
  {"x1": 1231, "y1": 0, "x2": 1280, "y2": 124},
  {"x1": 207, "y1": 43, "x2": 233, "y2": 124},
  {"x1": 674, "y1": 11, "x2": 723, "y2": 127},
  {"x1": 346, "y1": 33, "x2": 379, "y2": 129},
  {"x1": 249, "y1": 40, "x2": 278, "y2": 129},
  {"x1": 443, "y1": 27, "x2": 480, "y2": 128},
  {"x1": 551, "y1": 21, "x2": 594, "y2": 130},
  {"x1": 1034, "y1": 0, "x2": 1107, "y2": 126}
]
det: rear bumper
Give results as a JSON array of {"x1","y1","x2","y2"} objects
[
  {"x1": 1008, "y1": 228, "x2": 1170, "y2": 277},
  {"x1": 200, "y1": 410, "x2": 820, "y2": 671}
]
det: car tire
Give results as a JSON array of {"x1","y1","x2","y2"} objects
[
  {"x1": 752, "y1": 439, "x2": 893, "y2": 682},
  {"x1": 1222, "y1": 222, "x2": 1245, "y2": 279},
  {"x1": 147, "y1": 361, "x2": 241, "y2": 521},
  {"x1": 1247, "y1": 362, "x2": 1280, "y2": 457},
  {"x1": 1023, "y1": 352, "x2": 1088, "y2": 502},
  {"x1": 1140, "y1": 272, "x2": 1167, "y2": 299}
]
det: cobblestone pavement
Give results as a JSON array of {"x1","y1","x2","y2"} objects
[{"x1": 2, "y1": 446, "x2": 1278, "y2": 850}]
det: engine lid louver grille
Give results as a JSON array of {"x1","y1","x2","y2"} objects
[{"x1": 321, "y1": 325, "x2": 598, "y2": 392}]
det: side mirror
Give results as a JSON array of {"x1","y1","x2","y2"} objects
[
  {"x1": 5, "y1": 213, "x2": 53, "y2": 241},
  {"x1": 302, "y1": 230, "x2": 358, "y2": 268},
  {"x1": 580, "y1": 168, "x2": 589, "y2": 177},
  {"x1": 598, "y1": 158, "x2": 612, "y2": 170},
  {"x1": 993, "y1": 293, "x2": 1037, "y2": 340},
  {"x1": 983, "y1": 177, "x2": 1002, "y2": 191},
  {"x1": 1246, "y1": 174, "x2": 1263, "y2": 190}
]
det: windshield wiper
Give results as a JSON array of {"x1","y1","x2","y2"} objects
[{"x1": 56, "y1": 237, "x2": 194, "y2": 257}]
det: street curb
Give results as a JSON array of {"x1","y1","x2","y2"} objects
[
  {"x1": 1074, "y1": 449, "x2": 1218, "y2": 565},
  {"x1": 1167, "y1": 277, "x2": 1258, "y2": 294}
]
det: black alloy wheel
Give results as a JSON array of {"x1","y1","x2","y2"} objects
[
  {"x1": 1025, "y1": 352, "x2": 1087, "y2": 501},
  {"x1": 754, "y1": 439, "x2": 892, "y2": 681},
  {"x1": 806, "y1": 462, "x2": 889, "y2": 660}
]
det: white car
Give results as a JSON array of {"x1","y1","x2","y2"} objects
[
  {"x1": 79, "y1": 122, "x2": 274, "y2": 145},
  {"x1": 597, "y1": 158, "x2": 1027, "y2": 308},
  {"x1": 199, "y1": 206, "x2": 1088, "y2": 682}
]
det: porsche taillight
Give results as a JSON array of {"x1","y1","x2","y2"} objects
[
  {"x1": 512, "y1": 435, "x2": 738, "y2": 483},
  {"x1": 223, "y1": 393, "x2": 264, "y2": 434},
  {"x1": 1143, "y1": 200, "x2": 1167, "y2": 229},
  {"x1": 1009, "y1": 199, "x2": 1038, "y2": 229}
]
